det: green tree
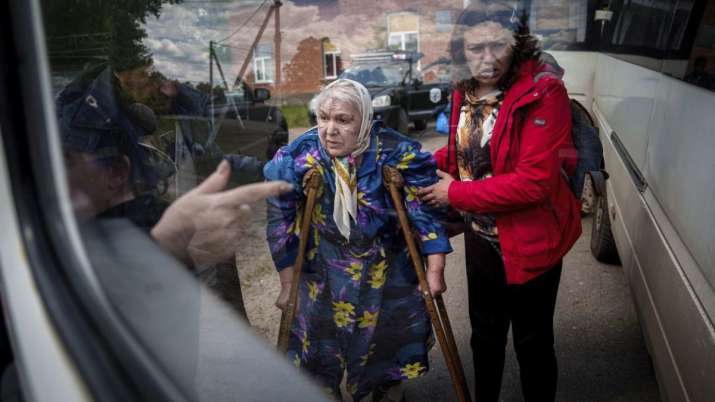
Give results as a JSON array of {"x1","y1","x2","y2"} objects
[{"x1": 42, "y1": 0, "x2": 181, "y2": 71}]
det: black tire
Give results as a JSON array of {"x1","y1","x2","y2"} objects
[
  {"x1": 413, "y1": 119, "x2": 427, "y2": 131},
  {"x1": 590, "y1": 187, "x2": 621, "y2": 264}
]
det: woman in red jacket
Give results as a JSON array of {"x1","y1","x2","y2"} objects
[{"x1": 418, "y1": 3, "x2": 581, "y2": 401}]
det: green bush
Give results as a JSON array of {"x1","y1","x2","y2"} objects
[{"x1": 281, "y1": 104, "x2": 311, "y2": 129}]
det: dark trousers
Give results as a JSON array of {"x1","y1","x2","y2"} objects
[{"x1": 464, "y1": 231, "x2": 562, "y2": 402}]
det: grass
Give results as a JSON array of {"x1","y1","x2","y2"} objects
[{"x1": 280, "y1": 104, "x2": 311, "y2": 129}]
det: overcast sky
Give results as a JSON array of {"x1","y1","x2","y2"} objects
[
  {"x1": 142, "y1": 0, "x2": 383, "y2": 85},
  {"x1": 143, "y1": 1, "x2": 239, "y2": 83}
]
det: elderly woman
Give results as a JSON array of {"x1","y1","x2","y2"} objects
[
  {"x1": 264, "y1": 79, "x2": 452, "y2": 401},
  {"x1": 418, "y1": 3, "x2": 581, "y2": 402}
]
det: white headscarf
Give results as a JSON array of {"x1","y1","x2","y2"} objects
[{"x1": 316, "y1": 79, "x2": 373, "y2": 240}]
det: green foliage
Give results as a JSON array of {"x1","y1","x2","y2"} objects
[
  {"x1": 195, "y1": 82, "x2": 226, "y2": 100},
  {"x1": 280, "y1": 104, "x2": 311, "y2": 129},
  {"x1": 41, "y1": 0, "x2": 181, "y2": 71}
]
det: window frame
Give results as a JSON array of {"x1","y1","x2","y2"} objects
[
  {"x1": 597, "y1": 0, "x2": 708, "y2": 73},
  {"x1": 386, "y1": 11, "x2": 421, "y2": 52},
  {"x1": 253, "y1": 43, "x2": 274, "y2": 84},
  {"x1": 523, "y1": 0, "x2": 601, "y2": 52},
  {"x1": 323, "y1": 50, "x2": 341, "y2": 79},
  {"x1": 387, "y1": 31, "x2": 420, "y2": 52}
]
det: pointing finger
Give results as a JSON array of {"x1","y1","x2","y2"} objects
[{"x1": 218, "y1": 180, "x2": 293, "y2": 205}]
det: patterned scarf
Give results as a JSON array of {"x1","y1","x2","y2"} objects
[
  {"x1": 332, "y1": 154, "x2": 358, "y2": 240},
  {"x1": 456, "y1": 89, "x2": 503, "y2": 181},
  {"x1": 456, "y1": 89, "x2": 504, "y2": 239},
  {"x1": 322, "y1": 79, "x2": 373, "y2": 240}
]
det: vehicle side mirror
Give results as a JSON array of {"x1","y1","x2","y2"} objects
[
  {"x1": 412, "y1": 78, "x2": 422, "y2": 88},
  {"x1": 254, "y1": 88, "x2": 271, "y2": 102}
]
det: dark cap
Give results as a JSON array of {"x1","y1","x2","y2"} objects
[{"x1": 57, "y1": 68, "x2": 159, "y2": 188}]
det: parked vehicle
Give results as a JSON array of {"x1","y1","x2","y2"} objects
[
  {"x1": 541, "y1": 1, "x2": 715, "y2": 401},
  {"x1": 2, "y1": 0, "x2": 713, "y2": 401},
  {"x1": 309, "y1": 50, "x2": 450, "y2": 133}
]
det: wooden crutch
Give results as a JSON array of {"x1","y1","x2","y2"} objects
[
  {"x1": 277, "y1": 168, "x2": 323, "y2": 353},
  {"x1": 383, "y1": 166, "x2": 471, "y2": 402}
]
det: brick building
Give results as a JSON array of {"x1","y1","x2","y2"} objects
[{"x1": 226, "y1": 0, "x2": 465, "y2": 101}]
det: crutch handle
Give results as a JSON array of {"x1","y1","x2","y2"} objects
[{"x1": 382, "y1": 165, "x2": 405, "y2": 187}]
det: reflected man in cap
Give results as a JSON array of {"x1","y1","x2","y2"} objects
[{"x1": 57, "y1": 67, "x2": 291, "y2": 268}]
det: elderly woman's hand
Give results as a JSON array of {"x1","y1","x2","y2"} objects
[
  {"x1": 275, "y1": 266, "x2": 294, "y2": 311},
  {"x1": 426, "y1": 253, "x2": 447, "y2": 297},
  {"x1": 152, "y1": 160, "x2": 292, "y2": 267},
  {"x1": 417, "y1": 170, "x2": 455, "y2": 208}
]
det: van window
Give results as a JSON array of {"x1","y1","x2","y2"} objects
[
  {"x1": 528, "y1": 0, "x2": 593, "y2": 50},
  {"x1": 675, "y1": 0, "x2": 715, "y2": 91},
  {"x1": 600, "y1": 0, "x2": 704, "y2": 74}
]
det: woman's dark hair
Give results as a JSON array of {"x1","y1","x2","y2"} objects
[{"x1": 450, "y1": 2, "x2": 540, "y2": 92}]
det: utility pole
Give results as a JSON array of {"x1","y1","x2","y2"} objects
[
  {"x1": 274, "y1": 0, "x2": 282, "y2": 87},
  {"x1": 210, "y1": 42, "x2": 244, "y2": 131},
  {"x1": 232, "y1": 0, "x2": 282, "y2": 89},
  {"x1": 209, "y1": 40, "x2": 215, "y2": 129}
]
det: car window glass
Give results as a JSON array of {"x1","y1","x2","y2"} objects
[
  {"x1": 34, "y1": 0, "x2": 714, "y2": 400},
  {"x1": 528, "y1": 0, "x2": 592, "y2": 50},
  {"x1": 671, "y1": 0, "x2": 715, "y2": 92},
  {"x1": 38, "y1": 2, "x2": 610, "y2": 399},
  {"x1": 599, "y1": 0, "x2": 691, "y2": 72}
]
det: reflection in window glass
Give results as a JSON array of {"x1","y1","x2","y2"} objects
[
  {"x1": 341, "y1": 63, "x2": 406, "y2": 86},
  {"x1": 36, "y1": 0, "x2": 693, "y2": 400},
  {"x1": 610, "y1": 0, "x2": 672, "y2": 50},
  {"x1": 254, "y1": 43, "x2": 275, "y2": 83},
  {"x1": 42, "y1": 0, "x2": 300, "y2": 399},
  {"x1": 666, "y1": 0, "x2": 696, "y2": 51},
  {"x1": 529, "y1": 0, "x2": 589, "y2": 50},
  {"x1": 387, "y1": 12, "x2": 420, "y2": 52},
  {"x1": 388, "y1": 31, "x2": 420, "y2": 52},
  {"x1": 682, "y1": 0, "x2": 715, "y2": 90},
  {"x1": 322, "y1": 39, "x2": 342, "y2": 79}
]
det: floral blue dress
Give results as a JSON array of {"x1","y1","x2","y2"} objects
[{"x1": 264, "y1": 124, "x2": 452, "y2": 401}]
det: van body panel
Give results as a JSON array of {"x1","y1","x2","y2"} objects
[
  {"x1": 551, "y1": 51, "x2": 597, "y2": 109},
  {"x1": 646, "y1": 75, "x2": 715, "y2": 290},
  {"x1": 592, "y1": 53, "x2": 715, "y2": 402},
  {"x1": 593, "y1": 55, "x2": 661, "y2": 174},
  {"x1": 636, "y1": 191, "x2": 715, "y2": 402}
]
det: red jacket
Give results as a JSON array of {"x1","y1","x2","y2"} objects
[{"x1": 434, "y1": 58, "x2": 581, "y2": 284}]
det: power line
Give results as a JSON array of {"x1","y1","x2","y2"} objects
[
  {"x1": 215, "y1": 0, "x2": 270, "y2": 44},
  {"x1": 212, "y1": 42, "x2": 253, "y2": 51}
]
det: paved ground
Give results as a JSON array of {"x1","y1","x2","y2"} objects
[
  {"x1": 401, "y1": 216, "x2": 661, "y2": 402},
  {"x1": 400, "y1": 129, "x2": 662, "y2": 402}
]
